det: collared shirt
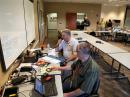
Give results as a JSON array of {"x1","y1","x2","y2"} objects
[
  {"x1": 58, "y1": 38, "x2": 79, "y2": 58},
  {"x1": 70, "y1": 56, "x2": 99, "y2": 94}
]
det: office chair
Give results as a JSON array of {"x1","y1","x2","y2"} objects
[
  {"x1": 114, "y1": 32, "x2": 126, "y2": 41},
  {"x1": 101, "y1": 32, "x2": 112, "y2": 41},
  {"x1": 124, "y1": 34, "x2": 130, "y2": 45}
]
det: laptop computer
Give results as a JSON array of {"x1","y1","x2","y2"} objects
[
  {"x1": 34, "y1": 77, "x2": 58, "y2": 97},
  {"x1": 34, "y1": 78, "x2": 45, "y2": 96}
]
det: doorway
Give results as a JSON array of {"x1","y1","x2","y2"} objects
[
  {"x1": 66, "y1": 13, "x2": 77, "y2": 30},
  {"x1": 47, "y1": 13, "x2": 58, "y2": 30},
  {"x1": 66, "y1": 12, "x2": 87, "y2": 30},
  {"x1": 76, "y1": 13, "x2": 87, "y2": 30}
]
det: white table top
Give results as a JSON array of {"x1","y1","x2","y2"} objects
[
  {"x1": 84, "y1": 34, "x2": 127, "y2": 54},
  {"x1": 95, "y1": 30, "x2": 111, "y2": 33},
  {"x1": 113, "y1": 30, "x2": 130, "y2": 35},
  {"x1": 108, "y1": 53, "x2": 130, "y2": 70},
  {"x1": 17, "y1": 48, "x2": 63, "y2": 97},
  {"x1": 18, "y1": 75, "x2": 63, "y2": 97},
  {"x1": 72, "y1": 30, "x2": 130, "y2": 71},
  {"x1": 71, "y1": 30, "x2": 128, "y2": 54},
  {"x1": 120, "y1": 31, "x2": 130, "y2": 35}
]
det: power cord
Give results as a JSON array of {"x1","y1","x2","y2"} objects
[
  {"x1": 17, "y1": 90, "x2": 32, "y2": 97},
  {"x1": 17, "y1": 92, "x2": 26, "y2": 97}
]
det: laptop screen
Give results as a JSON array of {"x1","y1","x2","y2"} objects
[{"x1": 34, "y1": 78, "x2": 44, "y2": 95}]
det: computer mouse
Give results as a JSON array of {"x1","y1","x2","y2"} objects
[
  {"x1": 76, "y1": 37, "x2": 82, "y2": 40},
  {"x1": 46, "y1": 68, "x2": 52, "y2": 72},
  {"x1": 96, "y1": 41, "x2": 102, "y2": 44},
  {"x1": 73, "y1": 33, "x2": 78, "y2": 35}
]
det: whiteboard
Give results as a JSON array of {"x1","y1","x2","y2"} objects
[
  {"x1": 24, "y1": 0, "x2": 35, "y2": 45},
  {"x1": 0, "y1": 0, "x2": 27, "y2": 69}
]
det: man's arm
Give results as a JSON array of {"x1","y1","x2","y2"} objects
[
  {"x1": 56, "y1": 39, "x2": 62, "y2": 47},
  {"x1": 55, "y1": 40, "x2": 63, "y2": 52},
  {"x1": 51, "y1": 65, "x2": 71, "y2": 71},
  {"x1": 64, "y1": 88, "x2": 85, "y2": 97},
  {"x1": 66, "y1": 39, "x2": 78, "y2": 62},
  {"x1": 58, "y1": 65, "x2": 71, "y2": 70}
]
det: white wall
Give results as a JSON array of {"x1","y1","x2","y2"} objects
[
  {"x1": 101, "y1": 5, "x2": 126, "y2": 27},
  {"x1": 45, "y1": 2, "x2": 126, "y2": 30},
  {"x1": 45, "y1": 2, "x2": 101, "y2": 30}
]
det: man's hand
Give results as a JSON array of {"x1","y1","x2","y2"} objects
[
  {"x1": 63, "y1": 89, "x2": 85, "y2": 97},
  {"x1": 64, "y1": 93, "x2": 70, "y2": 97},
  {"x1": 50, "y1": 66, "x2": 59, "y2": 71},
  {"x1": 65, "y1": 53, "x2": 77, "y2": 63},
  {"x1": 51, "y1": 65, "x2": 71, "y2": 71}
]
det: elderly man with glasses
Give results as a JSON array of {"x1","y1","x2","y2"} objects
[{"x1": 52, "y1": 42, "x2": 100, "y2": 97}]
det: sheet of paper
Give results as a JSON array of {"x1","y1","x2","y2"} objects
[
  {"x1": 48, "y1": 49, "x2": 57, "y2": 56},
  {"x1": 41, "y1": 56, "x2": 61, "y2": 64}
]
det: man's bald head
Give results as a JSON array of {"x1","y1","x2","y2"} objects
[
  {"x1": 62, "y1": 29, "x2": 71, "y2": 36},
  {"x1": 77, "y1": 42, "x2": 90, "y2": 60}
]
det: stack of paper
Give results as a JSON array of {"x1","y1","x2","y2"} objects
[{"x1": 18, "y1": 63, "x2": 32, "y2": 69}]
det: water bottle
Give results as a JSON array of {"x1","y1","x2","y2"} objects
[{"x1": 47, "y1": 43, "x2": 50, "y2": 49}]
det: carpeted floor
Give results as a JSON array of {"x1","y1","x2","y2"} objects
[{"x1": 47, "y1": 29, "x2": 130, "y2": 97}]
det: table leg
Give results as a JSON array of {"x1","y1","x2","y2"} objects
[
  {"x1": 93, "y1": 47, "x2": 98, "y2": 58},
  {"x1": 92, "y1": 46, "x2": 96, "y2": 57},
  {"x1": 110, "y1": 63, "x2": 127, "y2": 79},
  {"x1": 90, "y1": 45, "x2": 93, "y2": 56},
  {"x1": 103, "y1": 59, "x2": 118, "y2": 75},
  {"x1": 117, "y1": 63, "x2": 121, "y2": 76},
  {"x1": 111, "y1": 59, "x2": 114, "y2": 73}
]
